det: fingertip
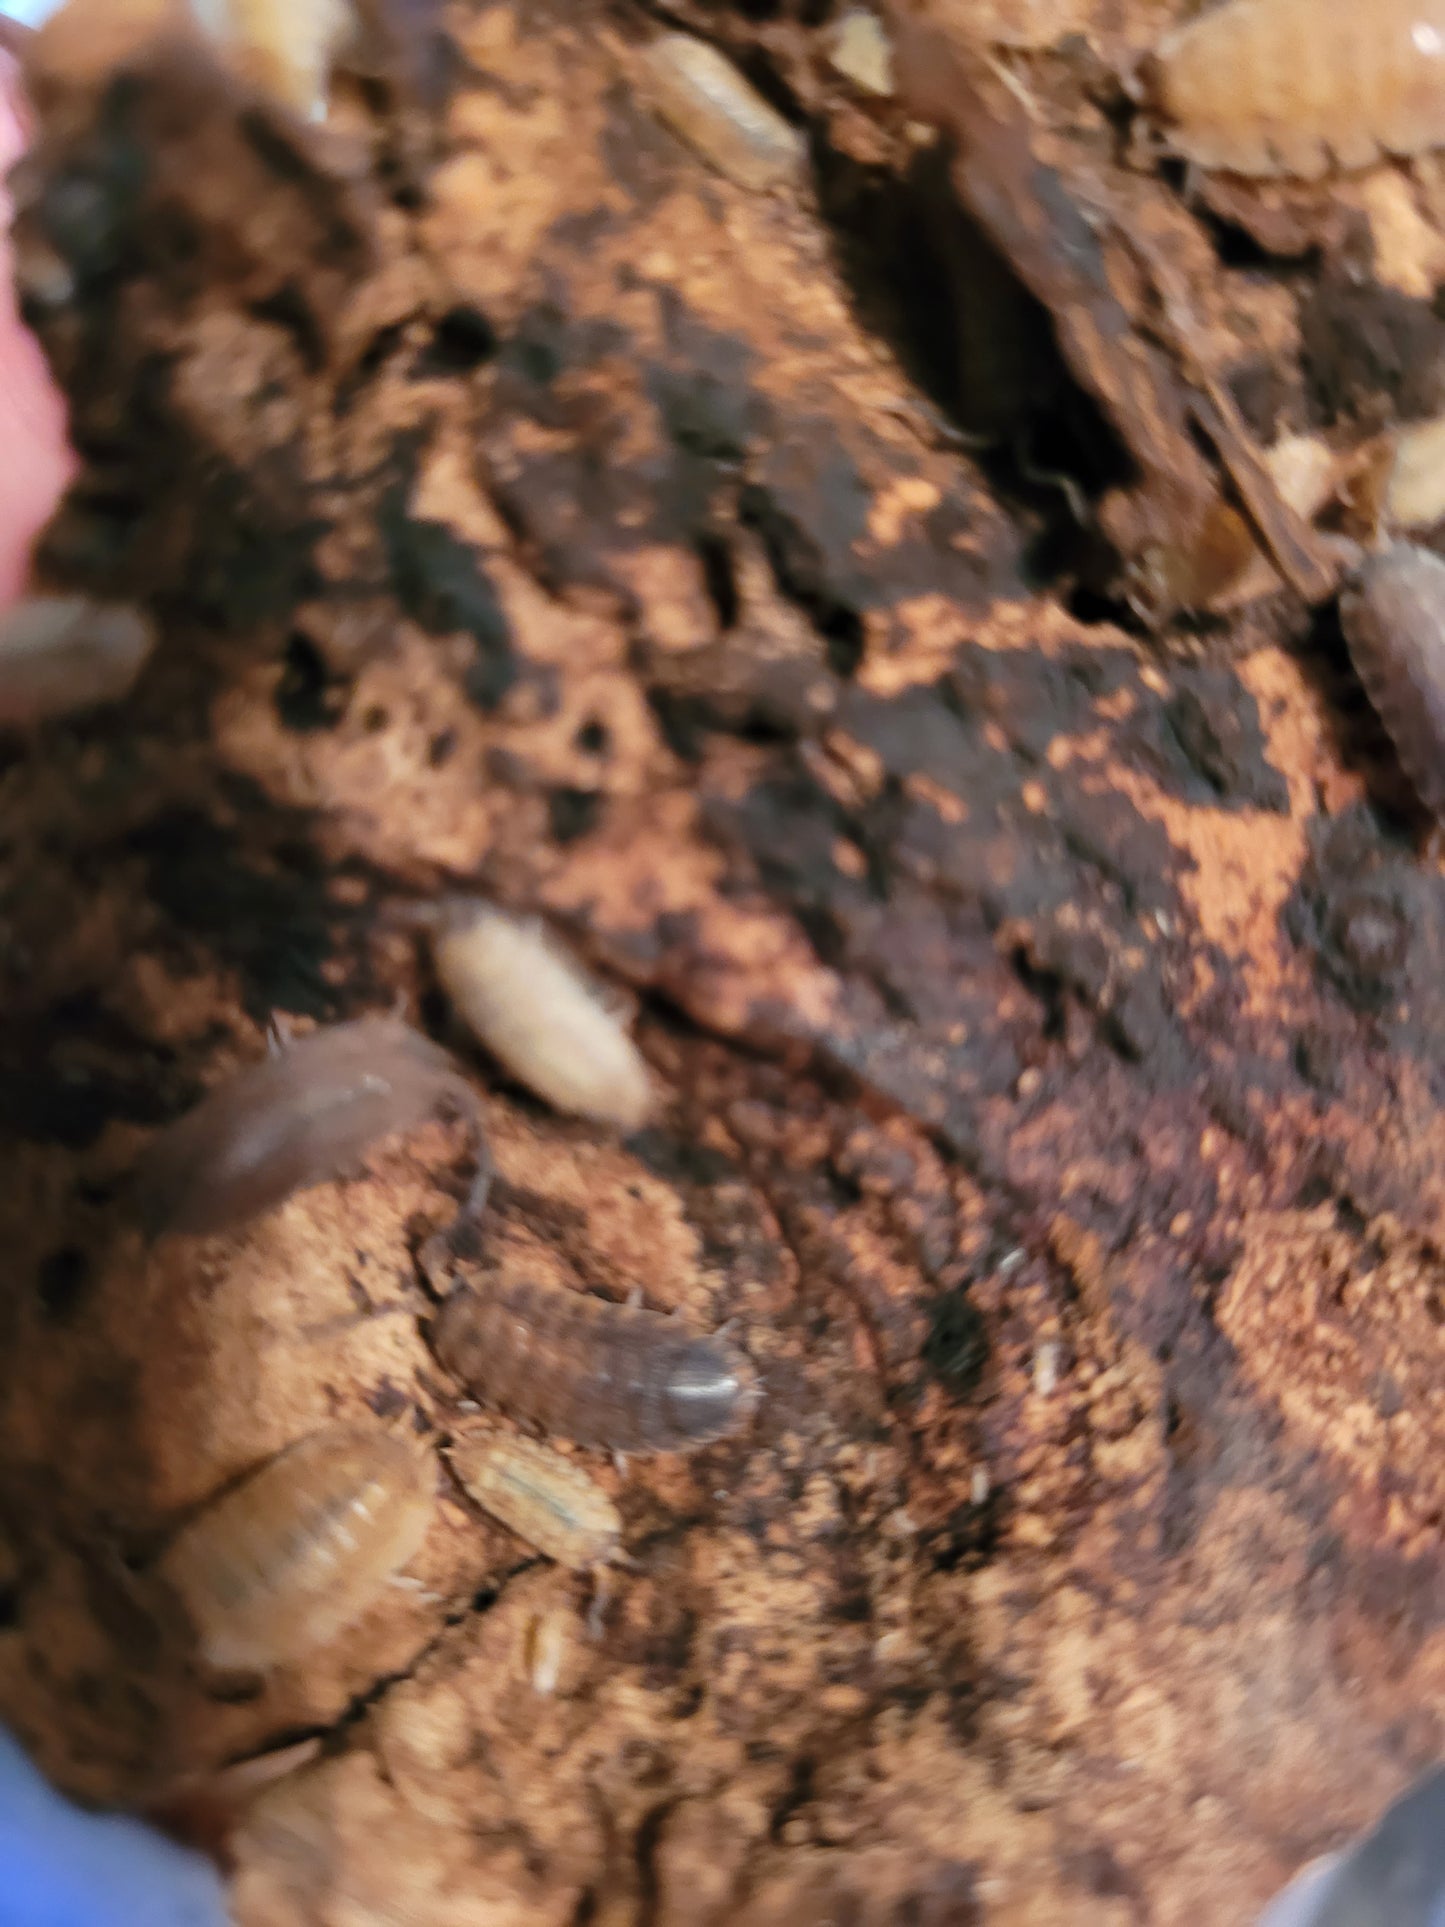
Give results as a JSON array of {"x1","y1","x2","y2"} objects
[{"x1": 0, "y1": 44, "x2": 73, "y2": 611}]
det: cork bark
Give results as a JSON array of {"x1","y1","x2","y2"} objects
[{"x1": 1, "y1": 0, "x2": 1444, "y2": 1920}]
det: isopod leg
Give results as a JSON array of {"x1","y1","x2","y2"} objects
[
  {"x1": 585, "y1": 1566, "x2": 613, "y2": 1640},
  {"x1": 417, "y1": 1227, "x2": 459, "y2": 1298},
  {"x1": 455, "y1": 1136, "x2": 495, "y2": 1247},
  {"x1": 1017, "y1": 426, "x2": 1089, "y2": 526},
  {"x1": 438, "y1": 1083, "x2": 494, "y2": 1257}
]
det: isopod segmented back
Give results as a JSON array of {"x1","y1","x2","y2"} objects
[
  {"x1": 134, "y1": 1016, "x2": 488, "y2": 1240},
  {"x1": 447, "y1": 1432, "x2": 621, "y2": 1570},
  {"x1": 1338, "y1": 542, "x2": 1445, "y2": 823},
  {"x1": 1147, "y1": 0, "x2": 1445, "y2": 179},
  {"x1": 159, "y1": 1424, "x2": 435, "y2": 1672},
  {"x1": 640, "y1": 32, "x2": 807, "y2": 192},
  {"x1": 430, "y1": 1277, "x2": 757, "y2": 1455}
]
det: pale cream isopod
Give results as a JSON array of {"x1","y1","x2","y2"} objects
[
  {"x1": 640, "y1": 32, "x2": 807, "y2": 192},
  {"x1": 431, "y1": 901, "x2": 656, "y2": 1131}
]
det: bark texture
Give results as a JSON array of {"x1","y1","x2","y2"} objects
[{"x1": 1, "y1": 0, "x2": 1444, "y2": 1920}]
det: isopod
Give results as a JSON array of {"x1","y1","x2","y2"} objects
[
  {"x1": 430, "y1": 1277, "x2": 757, "y2": 1454},
  {"x1": 447, "y1": 1432, "x2": 621, "y2": 1571},
  {"x1": 1373, "y1": 411, "x2": 1445, "y2": 533},
  {"x1": 430, "y1": 901, "x2": 655, "y2": 1132},
  {"x1": 159, "y1": 1424, "x2": 434, "y2": 1672},
  {"x1": 1145, "y1": 0, "x2": 1445, "y2": 180},
  {"x1": 0, "y1": 597, "x2": 154, "y2": 728},
  {"x1": 191, "y1": 0, "x2": 443, "y2": 121},
  {"x1": 28, "y1": 0, "x2": 438, "y2": 122},
  {"x1": 145, "y1": 1736, "x2": 323, "y2": 1859},
  {"x1": 640, "y1": 32, "x2": 806, "y2": 193},
  {"x1": 134, "y1": 1015, "x2": 489, "y2": 1238},
  {"x1": 187, "y1": 0, "x2": 352, "y2": 118},
  {"x1": 826, "y1": 10, "x2": 893, "y2": 98},
  {"x1": 1338, "y1": 541, "x2": 1445, "y2": 821},
  {"x1": 523, "y1": 1603, "x2": 572, "y2": 1695}
]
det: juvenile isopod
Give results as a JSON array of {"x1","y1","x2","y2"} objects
[
  {"x1": 159, "y1": 1424, "x2": 434, "y2": 1672},
  {"x1": 430, "y1": 901, "x2": 656, "y2": 1132},
  {"x1": 429, "y1": 1277, "x2": 757, "y2": 1454},
  {"x1": 523, "y1": 1603, "x2": 573, "y2": 1695},
  {"x1": 1145, "y1": 0, "x2": 1445, "y2": 180},
  {"x1": 640, "y1": 32, "x2": 807, "y2": 192},
  {"x1": 447, "y1": 1432, "x2": 622, "y2": 1571},
  {"x1": 134, "y1": 1015, "x2": 489, "y2": 1238},
  {"x1": 1338, "y1": 541, "x2": 1445, "y2": 821}
]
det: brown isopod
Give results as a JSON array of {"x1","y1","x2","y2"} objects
[
  {"x1": 1145, "y1": 0, "x2": 1445, "y2": 179},
  {"x1": 1339, "y1": 543, "x2": 1445, "y2": 822},
  {"x1": 159, "y1": 1424, "x2": 435, "y2": 1673},
  {"x1": 447, "y1": 1432, "x2": 622, "y2": 1571},
  {"x1": 0, "y1": 597, "x2": 155, "y2": 728},
  {"x1": 134, "y1": 1015, "x2": 489, "y2": 1239},
  {"x1": 430, "y1": 1277, "x2": 757, "y2": 1455}
]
